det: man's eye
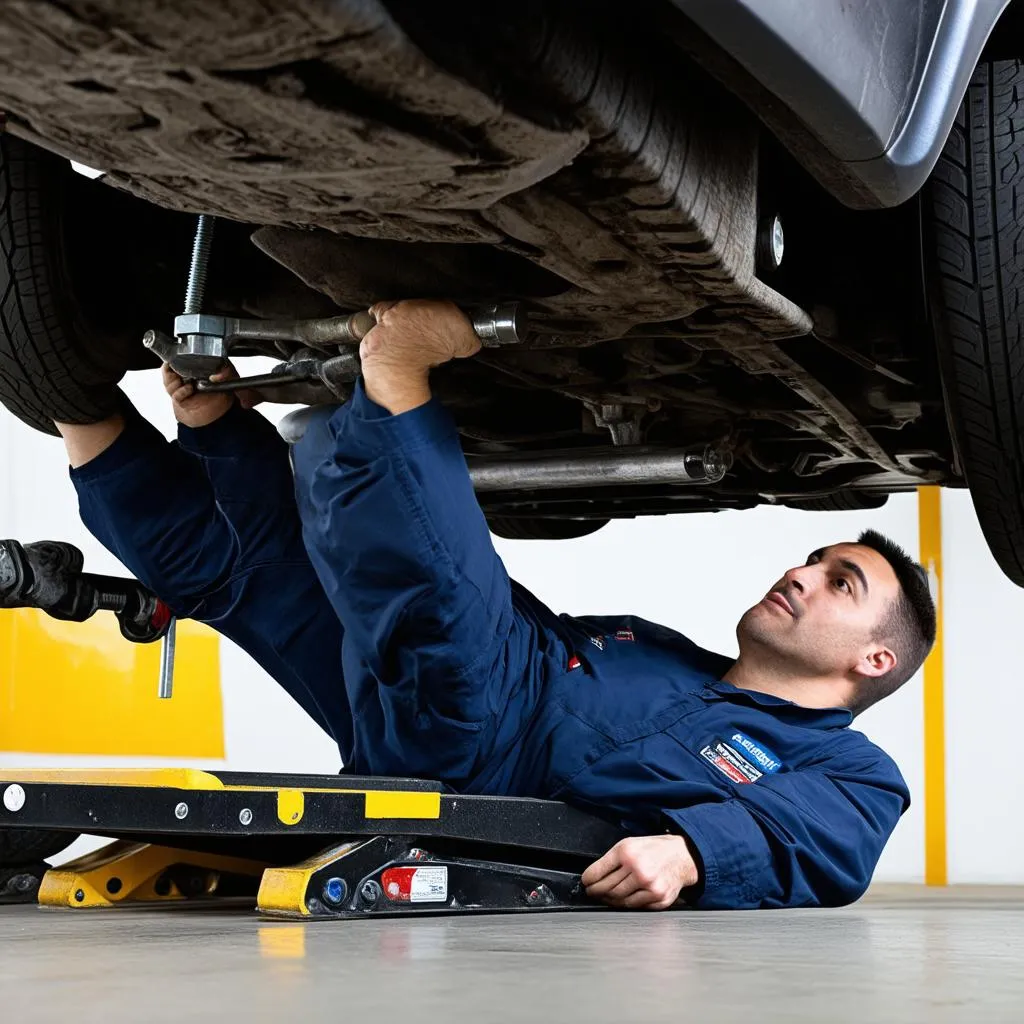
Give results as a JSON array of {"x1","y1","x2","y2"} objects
[{"x1": 835, "y1": 577, "x2": 850, "y2": 592}]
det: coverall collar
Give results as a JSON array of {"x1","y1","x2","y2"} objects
[{"x1": 705, "y1": 680, "x2": 854, "y2": 729}]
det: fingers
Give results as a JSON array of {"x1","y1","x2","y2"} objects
[
  {"x1": 594, "y1": 873, "x2": 675, "y2": 911},
  {"x1": 581, "y1": 846, "x2": 623, "y2": 888},
  {"x1": 582, "y1": 836, "x2": 685, "y2": 911},
  {"x1": 604, "y1": 871, "x2": 643, "y2": 902},
  {"x1": 584, "y1": 864, "x2": 631, "y2": 898},
  {"x1": 622, "y1": 889, "x2": 668, "y2": 910},
  {"x1": 161, "y1": 363, "x2": 192, "y2": 402},
  {"x1": 162, "y1": 362, "x2": 238, "y2": 404},
  {"x1": 208, "y1": 364, "x2": 238, "y2": 384},
  {"x1": 172, "y1": 381, "x2": 196, "y2": 404},
  {"x1": 368, "y1": 300, "x2": 398, "y2": 321}
]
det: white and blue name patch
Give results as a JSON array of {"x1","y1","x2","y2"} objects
[
  {"x1": 729, "y1": 731, "x2": 783, "y2": 774},
  {"x1": 700, "y1": 731, "x2": 784, "y2": 785}
]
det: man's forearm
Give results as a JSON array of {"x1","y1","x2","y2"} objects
[{"x1": 54, "y1": 415, "x2": 126, "y2": 468}]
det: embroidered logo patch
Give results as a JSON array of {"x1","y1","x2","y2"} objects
[
  {"x1": 729, "y1": 731, "x2": 783, "y2": 774},
  {"x1": 588, "y1": 635, "x2": 605, "y2": 651},
  {"x1": 614, "y1": 629, "x2": 635, "y2": 642},
  {"x1": 567, "y1": 655, "x2": 582, "y2": 671},
  {"x1": 700, "y1": 732, "x2": 784, "y2": 785}
]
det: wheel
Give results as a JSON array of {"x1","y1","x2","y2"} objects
[
  {"x1": 487, "y1": 516, "x2": 610, "y2": 540},
  {"x1": 0, "y1": 135, "x2": 156, "y2": 435},
  {"x1": 784, "y1": 491, "x2": 889, "y2": 512},
  {"x1": 927, "y1": 59, "x2": 1024, "y2": 586},
  {"x1": 0, "y1": 827, "x2": 76, "y2": 866}
]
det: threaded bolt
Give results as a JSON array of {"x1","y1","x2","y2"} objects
[{"x1": 183, "y1": 214, "x2": 215, "y2": 314}]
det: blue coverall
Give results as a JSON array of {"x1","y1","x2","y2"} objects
[{"x1": 70, "y1": 381, "x2": 910, "y2": 910}]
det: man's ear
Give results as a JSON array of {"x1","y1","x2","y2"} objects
[{"x1": 852, "y1": 644, "x2": 897, "y2": 680}]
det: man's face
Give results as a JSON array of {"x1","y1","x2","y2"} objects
[{"x1": 736, "y1": 542, "x2": 902, "y2": 680}]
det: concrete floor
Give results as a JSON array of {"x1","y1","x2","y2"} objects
[{"x1": 2, "y1": 886, "x2": 1023, "y2": 1023}]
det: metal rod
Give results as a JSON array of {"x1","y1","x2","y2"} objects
[
  {"x1": 196, "y1": 371, "x2": 309, "y2": 393},
  {"x1": 468, "y1": 446, "x2": 730, "y2": 492},
  {"x1": 184, "y1": 215, "x2": 215, "y2": 315},
  {"x1": 158, "y1": 618, "x2": 176, "y2": 699}
]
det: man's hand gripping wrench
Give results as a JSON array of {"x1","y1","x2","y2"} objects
[{"x1": 143, "y1": 302, "x2": 526, "y2": 398}]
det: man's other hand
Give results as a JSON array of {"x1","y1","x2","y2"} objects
[
  {"x1": 360, "y1": 299, "x2": 480, "y2": 414},
  {"x1": 163, "y1": 363, "x2": 259, "y2": 429},
  {"x1": 581, "y1": 834, "x2": 700, "y2": 910}
]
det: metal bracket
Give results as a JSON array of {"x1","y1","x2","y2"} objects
[
  {"x1": 259, "y1": 835, "x2": 596, "y2": 919},
  {"x1": 585, "y1": 401, "x2": 646, "y2": 446},
  {"x1": 37, "y1": 839, "x2": 268, "y2": 909}
]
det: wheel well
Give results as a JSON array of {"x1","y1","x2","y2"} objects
[{"x1": 982, "y1": 0, "x2": 1024, "y2": 61}]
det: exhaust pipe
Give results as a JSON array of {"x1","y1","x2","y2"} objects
[
  {"x1": 468, "y1": 446, "x2": 729, "y2": 492},
  {"x1": 278, "y1": 410, "x2": 729, "y2": 490}
]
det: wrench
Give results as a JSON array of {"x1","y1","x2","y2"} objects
[{"x1": 144, "y1": 302, "x2": 526, "y2": 382}]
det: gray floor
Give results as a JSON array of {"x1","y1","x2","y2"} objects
[{"x1": 2, "y1": 886, "x2": 1023, "y2": 1023}]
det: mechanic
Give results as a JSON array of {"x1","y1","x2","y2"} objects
[{"x1": 53, "y1": 301, "x2": 935, "y2": 912}]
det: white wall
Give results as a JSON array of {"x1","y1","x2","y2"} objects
[
  {"x1": 943, "y1": 489, "x2": 1024, "y2": 884},
  {"x1": 2, "y1": 367, "x2": 1019, "y2": 885}
]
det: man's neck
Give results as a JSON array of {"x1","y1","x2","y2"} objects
[{"x1": 721, "y1": 658, "x2": 850, "y2": 711}]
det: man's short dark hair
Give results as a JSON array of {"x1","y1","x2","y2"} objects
[{"x1": 850, "y1": 529, "x2": 937, "y2": 715}]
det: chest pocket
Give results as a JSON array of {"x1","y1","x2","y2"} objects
[{"x1": 552, "y1": 651, "x2": 709, "y2": 744}]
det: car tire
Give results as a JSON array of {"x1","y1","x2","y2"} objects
[
  {"x1": 0, "y1": 827, "x2": 76, "y2": 867},
  {"x1": 487, "y1": 516, "x2": 610, "y2": 541},
  {"x1": 783, "y1": 491, "x2": 889, "y2": 513},
  {"x1": 927, "y1": 59, "x2": 1024, "y2": 586},
  {"x1": 0, "y1": 135, "x2": 139, "y2": 435}
]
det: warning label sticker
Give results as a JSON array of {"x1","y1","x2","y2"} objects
[
  {"x1": 410, "y1": 867, "x2": 448, "y2": 903},
  {"x1": 381, "y1": 865, "x2": 449, "y2": 903}
]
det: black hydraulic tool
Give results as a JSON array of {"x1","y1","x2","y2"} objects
[
  {"x1": 0, "y1": 540, "x2": 171, "y2": 645},
  {"x1": 141, "y1": 214, "x2": 527, "y2": 397}
]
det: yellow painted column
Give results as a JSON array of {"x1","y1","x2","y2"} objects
[{"x1": 918, "y1": 486, "x2": 947, "y2": 886}]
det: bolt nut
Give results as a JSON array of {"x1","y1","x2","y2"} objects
[
  {"x1": 526, "y1": 883, "x2": 555, "y2": 907},
  {"x1": 3, "y1": 784, "x2": 26, "y2": 812},
  {"x1": 174, "y1": 802, "x2": 189, "y2": 820},
  {"x1": 360, "y1": 879, "x2": 382, "y2": 904},
  {"x1": 74, "y1": 889, "x2": 85, "y2": 903},
  {"x1": 756, "y1": 214, "x2": 785, "y2": 272},
  {"x1": 239, "y1": 808, "x2": 253, "y2": 826},
  {"x1": 322, "y1": 877, "x2": 347, "y2": 906}
]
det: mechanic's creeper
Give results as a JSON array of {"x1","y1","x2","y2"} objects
[{"x1": 0, "y1": 539, "x2": 170, "y2": 644}]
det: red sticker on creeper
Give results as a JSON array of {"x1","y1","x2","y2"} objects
[{"x1": 380, "y1": 866, "x2": 449, "y2": 903}]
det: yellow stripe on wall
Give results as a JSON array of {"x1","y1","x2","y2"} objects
[
  {"x1": 918, "y1": 486, "x2": 947, "y2": 886},
  {"x1": 0, "y1": 609, "x2": 224, "y2": 758}
]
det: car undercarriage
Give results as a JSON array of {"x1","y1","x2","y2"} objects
[{"x1": 0, "y1": 1, "x2": 969, "y2": 529}]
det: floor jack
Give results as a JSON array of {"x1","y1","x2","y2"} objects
[{"x1": 0, "y1": 539, "x2": 626, "y2": 919}]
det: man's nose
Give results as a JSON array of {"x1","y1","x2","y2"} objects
[{"x1": 782, "y1": 565, "x2": 812, "y2": 594}]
